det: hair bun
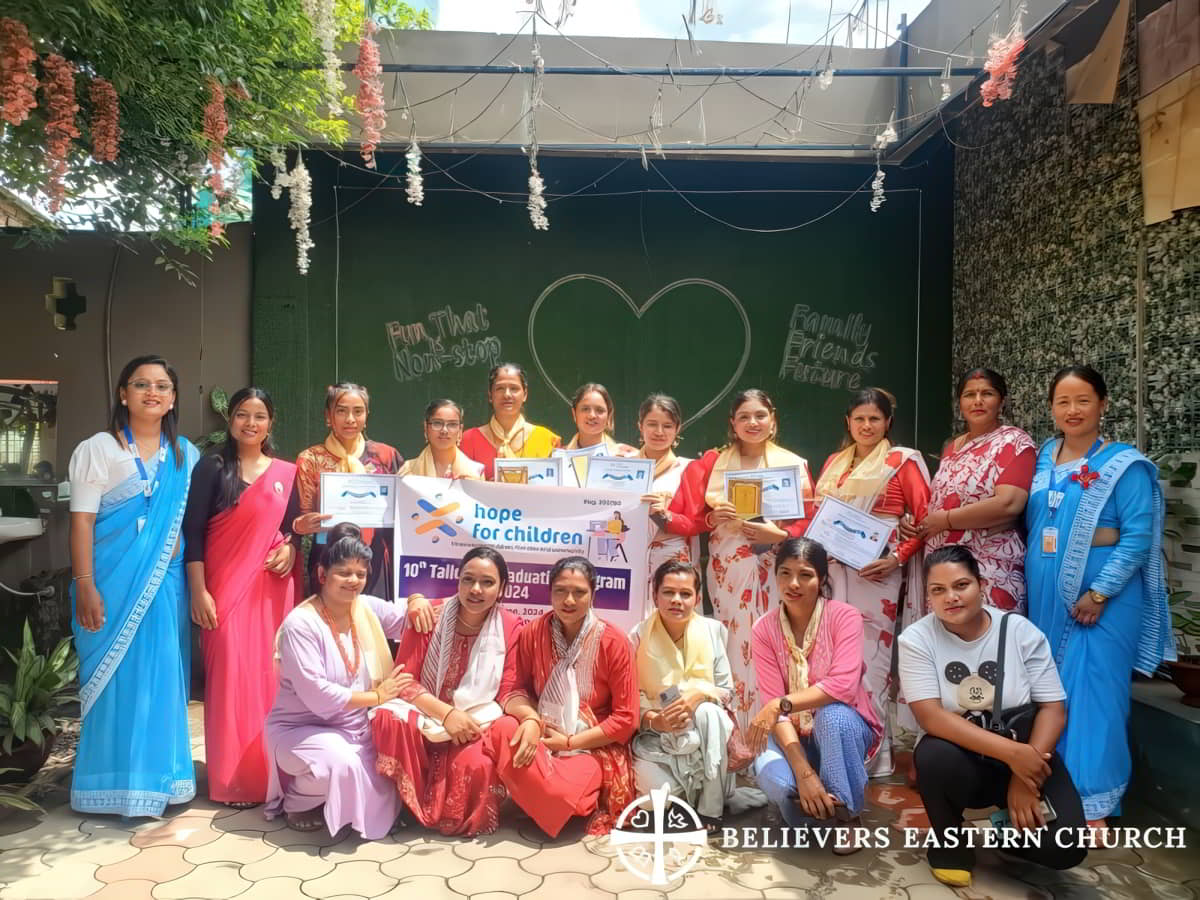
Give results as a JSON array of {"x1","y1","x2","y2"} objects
[{"x1": 328, "y1": 522, "x2": 363, "y2": 543}]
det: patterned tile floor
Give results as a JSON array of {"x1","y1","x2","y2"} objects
[{"x1": 0, "y1": 703, "x2": 1196, "y2": 900}]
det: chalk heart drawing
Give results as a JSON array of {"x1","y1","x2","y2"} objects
[{"x1": 527, "y1": 274, "x2": 751, "y2": 430}]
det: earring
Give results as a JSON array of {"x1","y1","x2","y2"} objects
[{"x1": 672, "y1": 437, "x2": 681, "y2": 448}]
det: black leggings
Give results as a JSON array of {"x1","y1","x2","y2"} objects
[{"x1": 914, "y1": 736, "x2": 1088, "y2": 872}]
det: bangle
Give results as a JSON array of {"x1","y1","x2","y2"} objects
[
  {"x1": 945, "y1": 509, "x2": 954, "y2": 529},
  {"x1": 73, "y1": 573, "x2": 93, "y2": 581},
  {"x1": 372, "y1": 690, "x2": 381, "y2": 707},
  {"x1": 800, "y1": 770, "x2": 819, "y2": 780},
  {"x1": 566, "y1": 734, "x2": 573, "y2": 750},
  {"x1": 704, "y1": 511, "x2": 716, "y2": 529},
  {"x1": 441, "y1": 707, "x2": 455, "y2": 725}
]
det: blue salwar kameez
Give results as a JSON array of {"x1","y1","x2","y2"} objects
[
  {"x1": 1025, "y1": 440, "x2": 1173, "y2": 820},
  {"x1": 70, "y1": 436, "x2": 199, "y2": 816}
]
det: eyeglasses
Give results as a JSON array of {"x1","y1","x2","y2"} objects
[
  {"x1": 428, "y1": 419, "x2": 462, "y2": 432},
  {"x1": 128, "y1": 380, "x2": 174, "y2": 393}
]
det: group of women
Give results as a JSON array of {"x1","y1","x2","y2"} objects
[{"x1": 67, "y1": 355, "x2": 1171, "y2": 889}]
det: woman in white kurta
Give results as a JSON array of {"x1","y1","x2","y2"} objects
[
  {"x1": 630, "y1": 561, "x2": 766, "y2": 825},
  {"x1": 637, "y1": 395, "x2": 698, "y2": 616}
]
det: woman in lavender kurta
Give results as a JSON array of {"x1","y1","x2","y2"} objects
[
  {"x1": 266, "y1": 523, "x2": 415, "y2": 838},
  {"x1": 748, "y1": 538, "x2": 881, "y2": 854}
]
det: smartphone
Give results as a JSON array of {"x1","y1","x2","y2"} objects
[
  {"x1": 660, "y1": 685, "x2": 681, "y2": 706},
  {"x1": 990, "y1": 797, "x2": 1057, "y2": 829}
]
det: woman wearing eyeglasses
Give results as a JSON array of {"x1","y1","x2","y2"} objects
[
  {"x1": 399, "y1": 400, "x2": 484, "y2": 480},
  {"x1": 68, "y1": 355, "x2": 200, "y2": 816}
]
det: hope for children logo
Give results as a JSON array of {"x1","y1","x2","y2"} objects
[
  {"x1": 410, "y1": 495, "x2": 462, "y2": 540},
  {"x1": 610, "y1": 784, "x2": 707, "y2": 885}
]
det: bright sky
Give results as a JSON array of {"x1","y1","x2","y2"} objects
[{"x1": 428, "y1": 1, "x2": 934, "y2": 45}]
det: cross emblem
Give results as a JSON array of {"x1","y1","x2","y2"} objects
[{"x1": 1071, "y1": 465, "x2": 1100, "y2": 490}]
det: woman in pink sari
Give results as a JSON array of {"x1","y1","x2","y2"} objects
[
  {"x1": 372, "y1": 547, "x2": 523, "y2": 836},
  {"x1": 183, "y1": 387, "x2": 302, "y2": 806},
  {"x1": 910, "y1": 368, "x2": 1035, "y2": 614}
]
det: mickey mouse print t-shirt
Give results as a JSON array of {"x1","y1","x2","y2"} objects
[{"x1": 897, "y1": 610, "x2": 1065, "y2": 727}]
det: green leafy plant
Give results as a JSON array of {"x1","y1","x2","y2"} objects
[
  {"x1": 0, "y1": 769, "x2": 41, "y2": 813},
  {"x1": 0, "y1": 621, "x2": 78, "y2": 755},
  {"x1": 194, "y1": 386, "x2": 231, "y2": 451},
  {"x1": 1156, "y1": 453, "x2": 1200, "y2": 659}
]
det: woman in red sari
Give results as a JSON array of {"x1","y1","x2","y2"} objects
[
  {"x1": 292, "y1": 382, "x2": 402, "y2": 599},
  {"x1": 183, "y1": 387, "x2": 302, "y2": 806},
  {"x1": 372, "y1": 547, "x2": 522, "y2": 836},
  {"x1": 460, "y1": 363, "x2": 560, "y2": 480},
  {"x1": 487, "y1": 556, "x2": 639, "y2": 837},
  {"x1": 665, "y1": 389, "x2": 815, "y2": 731},
  {"x1": 909, "y1": 368, "x2": 1035, "y2": 613}
]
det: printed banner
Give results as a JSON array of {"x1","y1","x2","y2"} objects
[{"x1": 394, "y1": 475, "x2": 651, "y2": 632}]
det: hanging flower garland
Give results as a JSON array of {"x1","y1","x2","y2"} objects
[
  {"x1": 405, "y1": 139, "x2": 424, "y2": 206},
  {"x1": 980, "y1": 3, "x2": 1027, "y2": 107},
  {"x1": 268, "y1": 146, "x2": 291, "y2": 200},
  {"x1": 869, "y1": 159, "x2": 886, "y2": 213},
  {"x1": 42, "y1": 54, "x2": 80, "y2": 214},
  {"x1": 287, "y1": 152, "x2": 314, "y2": 274},
  {"x1": 528, "y1": 160, "x2": 548, "y2": 231},
  {"x1": 354, "y1": 20, "x2": 386, "y2": 169},
  {"x1": 0, "y1": 17, "x2": 37, "y2": 126},
  {"x1": 302, "y1": 0, "x2": 342, "y2": 115},
  {"x1": 203, "y1": 77, "x2": 229, "y2": 236},
  {"x1": 89, "y1": 77, "x2": 120, "y2": 163}
]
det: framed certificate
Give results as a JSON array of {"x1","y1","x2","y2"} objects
[
  {"x1": 723, "y1": 465, "x2": 805, "y2": 520},
  {"x1": 320, "y1": 472, "x2": 395, "y2": 528},
  {"x1": 553, "y1": 444, "x2": 608, "y2": 487},
  {"x1": 806, "y1": 495, "x2": 893, "y2": 570},
  {"x1": 584, "y1": 456, "x2": 654, "y2": 493},
  {"x1": 494, "y1": 457, "x2": 563, "y2": 487}
]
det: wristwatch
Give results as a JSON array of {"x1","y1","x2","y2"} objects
[
  {"x1": 778, "y1": 696, "x2": 793, "y2": 715},
  {"x1": 1089, "y1": 591, "x2": 1108, "y2": 604}
]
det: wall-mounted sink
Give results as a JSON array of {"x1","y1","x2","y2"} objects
[{"x1": 0, "y1": 517, "x2": 46, "y2": 544}]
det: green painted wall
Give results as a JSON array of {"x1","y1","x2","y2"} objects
[{"x1": 252, "y1": 147, "x2": 954, "y2": 465}]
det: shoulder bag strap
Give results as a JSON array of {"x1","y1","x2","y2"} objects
[{"x1": 990, "y1": 611, "x2": 1010, "y2": 731}]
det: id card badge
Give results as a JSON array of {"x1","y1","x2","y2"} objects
[
  {"x1": 1041, "y1": 526, "x2": 1058, "y2": 556},
  {"x1": 137, "y1": 516, "x2": 147, "y2": 534}
]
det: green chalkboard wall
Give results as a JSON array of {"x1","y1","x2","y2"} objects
[{"x1": 252, "y1": 146, "x2": 955, "y2": 468}]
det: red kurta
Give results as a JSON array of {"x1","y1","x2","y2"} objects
[
  {"x1": 817, "y1": 450, "x2": 932, "y2": 563},
  {"x1": 489, "y1": 612, "x2": 638, "y2": 836},
  {"x1": 373, "y1": 603, "x2": 523, "y2": 836}
]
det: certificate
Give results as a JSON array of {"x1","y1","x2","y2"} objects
[
  {"x1": 320, "y1": 472, "x2": 395, "y2": 528},
  {"x1": 494, "y1": 457, "x2": 563, "y2": 487},
  {"x1": 553, "y1": 444, "x2": 607, "y2": 487},
  {"x1": 723, "y1": 465, "x2": 805, "y2": 520},
  {"x1": 584, "y1": 456, "x2": 654, "y2": 493},
  {"x1": 806, "y1": 495, "x2": 893, "y2": 570}
]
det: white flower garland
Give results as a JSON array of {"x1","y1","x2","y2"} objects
[
  {"x1": 869, "y1": 163, "x2": 886, "y2": 213},
  {"x1": 287, "y1": 153, "x2": 315, "y2": 274},
  {"x1": 528, "y1": 161, "x2": 548, "y2": 231},
  {"x1": 302, "y1": 0, "x2": 343, "y2": 116},
  {"x1": 268, "y1": 146, "x2": 290, "y2": 200},
  {"x1": 406, "y1": 140, "x2": 424, "y2": 206}
]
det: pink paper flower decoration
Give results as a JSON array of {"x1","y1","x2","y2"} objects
[
  {"x1": 203, "y1": 78, "x2": 229, "y2": 235},
  {"x1": 89, "y1": 77, "x2": 120, "y2": 162},
  {"x1": 980, "y1": 33, "x2": 1026, "y2": 107},
  {"x1": 354, "y1": 20, "x2": 386, "y2": 169},
  {"x1": 42, "y1": 53, "x2": 80, "y2": 214},
  {"x1": 0, "y1": 17, "x2": 37, "y2": 126}
]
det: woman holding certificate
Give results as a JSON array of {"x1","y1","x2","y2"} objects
[
  {"x1": 564, "y1": 383, "x2": 636, "y2": 456},
  {"x1": 1025, "y1": 365, "x2": 1172, "y2": 833},
  {"x1": 460, "y1": 363, "x2": 561, "y2": 479},
  {"x1": 293, "y1": 383, "x2": 402, "y2": 599},
  {"x1": 372, "y1": 547, "x2": 522, "y2": 836},
  {"x1": 665, "y1": 389, "x2": 814, "y2": 730},
  {"x1": 637, "y1": 394, "x2": 698, "y2": 611},
  {"x1": 812, "y1": 388, "x2": 930, "y2": 776},
  {"x1": 399, "y1": 400, "x2": 485, "y2": 480}
]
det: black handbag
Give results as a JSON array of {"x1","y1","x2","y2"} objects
[{"x1": 966, "y1": 612, "x2": 1037, "y2": 747}]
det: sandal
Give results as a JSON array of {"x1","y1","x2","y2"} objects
[
  {"x1": 287, "y1": 807, "x2": 326, "y2": 832},
  {"x1": 223, "y1": 801, "x2": 260, "y2": 810}
]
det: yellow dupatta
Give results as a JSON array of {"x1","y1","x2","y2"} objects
[
  {"x1": 780, "y1": 597, "x2": 824, "y2": 736},
  {"x1": 703, "y1": 441, "x2": 810, "y2": 511},
  {"x1": 635, "y1": 611, "x2": 720, "y2": 705},
  {"x1": 814, "y1": 440, "x2": 922, "y2": 513},
  {"x1": 279, "y1": 595, "x2": 393, "y2": 686},
  {"x1": 637, "y1": 448, "x2": 678, "y2": 482},
  {"x1": 400, "y1": 445, "x2": 482, "y2": 479},
  {"x1": 566, "y1": 433, "x2": 619, "y2": 452},
  {"x1": 487, "y1": 416, "x2": 559, "y2": 459},
  {"x1": 323, "y1": 433, "x2": 367, "y2": 474}
]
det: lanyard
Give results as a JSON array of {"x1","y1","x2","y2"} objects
[
  {"x1": 1047, "y1": 437, "x2": 1103, "y2": 515},
  {"x1": 123, "y1": 426, "x2": 166, "y2": 498}
]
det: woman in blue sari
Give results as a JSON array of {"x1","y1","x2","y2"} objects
[
  {"x1": 69, "y1": 355, "x2": 200, "y2": 816},
  {"x1": 1025, "y1": 364, "x2": 1173, "y2": 832}
]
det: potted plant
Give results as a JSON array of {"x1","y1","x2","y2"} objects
[
  {"x1": 1157, "y1": 452, "x2": 1200, "y2": 704},
  {"x1": 0, "y1": 621, "x2": 78, "y2": 782}
]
